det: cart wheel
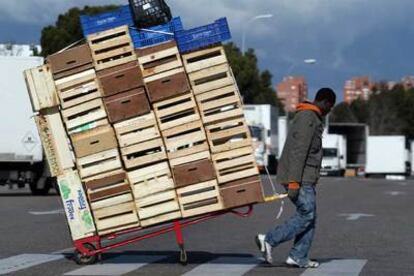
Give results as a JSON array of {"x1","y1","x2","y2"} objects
[
  {"x1": 179, "y1": 247, "x2": 188, "y2": 266},
  {"x1": 74, "y1": 243, "x2": 98, "y2": 265}
]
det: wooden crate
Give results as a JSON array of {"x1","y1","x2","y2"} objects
[
  {"x1": 87, "y1": 25, "x2": 137, "y2": 71},
  {"x1": 136, "y1": 41, "x2": 182, "y2": 77},
  {"x1": 54, "y1": 69, "x2": 102, "y2": 110},
  {"x1": 61, "y1": 98, "x2": 108, "y2": 134},
  {"x1": 77, "y1": 148, "x2": 123, "y2": 180},
  {"x1": 182, "y1": 46, "x2": 227, "y2": 73},
  {"x1": 104, "y1": 87, "x2": 150, "y2": 124},
  {"x1": 173, "y1": 159, "x2": 216, "y2": 188},
  {"x1": 169, "y1": 151, "x2": 211, "y2": 168},
  {"x1": 196, "y1": 85, "x2": 244, "y2": 125},
  {"x1": 135, "y1": 189, "x2": 181, "y2": 227},
  {"x1": 205, "y1": 117, "x2": 252, "y2": 153},
  {"x1": 24, "y1": 65, "x2": 59, "y2": 111},
  {"x1": 114, "y1": 112, "x2": 160, "y2": 148},
  {"x1": 153, "y1": 93, "x2": 201, "y2": 131},
  {"x1": 97, "y1": 61, "x2": 144, "y2": 97},
  {"x1": 212, "y1": 147, "x2": 259, "y2": 184},
  {"x1": 47, "y1": 44, "x2": 93, "y2": 80},
  {"x1": 120, "y1": 138, "x2": 167, "y2": 169},
  {"x1": 71, "y1": 125, "x2": 118, "y2": 158},
  {"x1": 219, "y1": 176, "x2": 264, "y2": 209},
  {"x1": 35, "y1": 108, "x2": 74, "y2": 177},
  {"x1": 162, "y1": 120, "x2": 209, "y2": 161},
  {"x1": 85, "y1": 172, "x2": 132, "y2": 203},
  {"x1": 145, "y1": 68, "x2": 190, "y2": 103},
  {"x1": 92, "y1": 200, "x2": 140, "y2": 235},
  {"x1": 128, "y1": 162, "x2": 175, "y2": 199},
  {"x1": 57, "y1": 170, "x2": 96, "y2": 240},
  {"x1": 187, "y1": 63, "x2": 235, "y2": 95},
  {"x1": 176, "y1": 180, "x2": 223, "y2": 218}
]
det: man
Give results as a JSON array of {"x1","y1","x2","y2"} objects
[{"x1": 256, "y1": 88, "x2": 336, "y2": 268}]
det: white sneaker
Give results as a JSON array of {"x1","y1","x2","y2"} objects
[
  {"x1": 286, "y1": 256, "x2": 320, "y2": 268},
  {"x1": 255, "y1": 234, "x2": 273, "y2": 264}
]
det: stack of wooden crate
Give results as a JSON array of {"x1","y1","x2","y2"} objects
[
  {"x1": 181, "y1": 46, "x2": 264, "y2": 209},
  {"x1": 24, "y1": 25, "x2": 264, "y2": 242}
]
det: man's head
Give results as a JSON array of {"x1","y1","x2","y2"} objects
[{"x1": 314, "y1": 88, "x2": 336, "y2": 116}]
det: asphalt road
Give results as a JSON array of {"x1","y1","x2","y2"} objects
[{"x1": 0, "y1": 176, "x2": 413, "y2": 276}]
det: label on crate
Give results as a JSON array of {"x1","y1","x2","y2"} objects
[
  {"x1": 143, "y1": 3, "x2": 152, "y2": 10},
  {"x1": 58, "y1": 171, "x2": 96, "y2": 241},
  {"x1": 71, "y1": 122, "x2": 97, "y2": 134}
]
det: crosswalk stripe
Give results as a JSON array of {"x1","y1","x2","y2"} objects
[
  {"x1": 64, "y1": 255, "x2": 167, "y2": 276},
  {"x1": 301, "y1": 259, "x2": 367, "y2": 276},
  {"x1": 183, "y1": 256, "x2": 260, "y2": 276},
  {"x1": 0, "y1": 254, "x2": 64, "y2": 275}
]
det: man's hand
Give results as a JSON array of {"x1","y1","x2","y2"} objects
[{"x1": 287, "y1": 182, "x2": 300, "y2": 201}]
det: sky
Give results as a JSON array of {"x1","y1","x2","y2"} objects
[{"x1": 1, "y1": 0, "x2": 413, "y2": 101}]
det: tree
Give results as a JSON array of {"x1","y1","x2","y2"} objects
[
  {"x1": 224, "y1": 43, "x2": 283, "y2": 111},
  {"x1": 330, "y1": 85, "x2": 414, "y2": 138},
  {"x1": 40, "y1": 5, "x2": 119, "y2": 57}
]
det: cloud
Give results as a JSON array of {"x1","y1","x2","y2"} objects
[{"x1": 1, "y1": 0, "x2": 413, "y2": 99}]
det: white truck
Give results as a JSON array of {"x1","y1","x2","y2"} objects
[
  {"x1": 365, "y1": 136, "x2": 411, "y2": 177},
  {"x1": 243, "y1": 105, "x2": 278, "y2": 174},
  {"x1": 0, "y1": 56, "x2": 55, "y2": 195},
  {"x1": 321, "y1": 134, "x2": 347, "y2": 176}
]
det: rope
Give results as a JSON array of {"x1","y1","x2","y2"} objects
[
  {"x1": 264, "y1": 166, "x2": 285, "y2": 220},
  {"x1": 129, "y1": 26, "x2": 174, "y2": 36}
]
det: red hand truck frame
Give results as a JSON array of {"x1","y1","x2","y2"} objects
[{"x1": 73, "y1": 205, "x2": 255, "y2": 265}]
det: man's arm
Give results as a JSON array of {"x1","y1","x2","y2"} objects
[{"x1": 287, "y1": 111, "x2": 316, "y2": 183}]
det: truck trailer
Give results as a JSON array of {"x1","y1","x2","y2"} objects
[
  {"x1": 0, "y1": 56, "x2": 55, "y2": 195},
  {"x1": 365, "y1": 136, "x2": 411, "y2": 177},
  {"x1": 328, "y1": 123, "x2": 369, "y2": 174},
  {"x1": 243, "y1": 105, "x2": 278, "y2": 174}
]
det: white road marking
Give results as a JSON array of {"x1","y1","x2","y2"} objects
[
  {"x1": 0, "y1": 254, "x2": 64, "y2": 275},
  {"x1": 64, "y1": 255, "x2": 166, "y2": 276},
  {"x1": 384, "y1": 191, "x2": 406, "y2": 196},
  {"x1": 301, "y1": 259, "x2": 367, "y2": 276},
  {"x1": 183, "y1": 256, "x2": 260, "y2": 276},
  {"x1": 29, "y1": 209, "x2": 64, "y2": 215},
  {"x1": 338, "y1": 213, "x2": 375, "y2": 221}
]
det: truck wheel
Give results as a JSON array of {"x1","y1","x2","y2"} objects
[{"x1": 30, "y1": 177, "x2": 52, "y2": 196}]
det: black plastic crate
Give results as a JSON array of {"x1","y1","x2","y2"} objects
[{"x1": 129, "y1": 0, "x2": 172, "y2": 28}]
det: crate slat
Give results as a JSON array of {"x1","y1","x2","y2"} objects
[
  {"x1": 188, "y1": 63, "x2": 234, "y2": 95},
  {"x1": 196, "y1": 85, "x2": 244, "y2": 125},
  {"x1": 24, "y1": 65, "x2": 59, "y2": 111},
  {"x1": 77, "y1": 149, "x2": 123, "y2": 180},
  {"x1": 35, "y1": 108, "x2": 75, "y2": 177},
  {"x1": 137, "y1": 41, "x2": 182, "y2": 77},
  {"x1": 153, "y1": 93, "x2": 200, "y2": 131},
  {"x1": 120, "y1": 138, "x2": 167, "y2": 169},
  {"x1": 176, "y1": 180, "x2": 223, "y2": 218},
  {"x1": 88, "y1": 25, "x2": 137, "y2": 71},
  {"x1": 182, "y1": 46, "x2": 228, "y2": 73},
  {"x1": 55, "y1": 69, "x2": 102, "y2": 109},
  {"x1": 212, "y1": 147, "x2": 259, "y2": 184},
  {"x1": 114, "y1": 112, "x2": 160, "y2": 147},
  {"x1": 205, "y1": 117, "x2": 252, "y2": 153}
]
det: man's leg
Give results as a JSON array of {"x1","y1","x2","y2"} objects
[
  {"x1": 265, "y1": 184, "x2": 316, "y2": 248},
  {"x1": 288, "y1": 184, "x2": 317, "y2": 267}
]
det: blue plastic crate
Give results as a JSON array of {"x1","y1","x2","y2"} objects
[
  {"x1": 80, "y1": 5, "x2": 134, "y2": 37},
  {"x1": 131, "y1": 17, "x2": 183, "y2": 48},
  {"x1": 175, "y1": 18, "x2": 231, "y2": 53}
]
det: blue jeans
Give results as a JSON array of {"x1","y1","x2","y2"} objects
[{"x1": 265, "y1": 183, "x2": 317, "y2": 266}]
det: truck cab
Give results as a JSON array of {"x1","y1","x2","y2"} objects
[{"x1": 321, "y1": 134, "x2": 347, "y2": 176}]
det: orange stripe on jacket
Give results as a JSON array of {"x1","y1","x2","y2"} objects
[{"x1": 296, "y1": 103, "x2": 322, "y2": 116}]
